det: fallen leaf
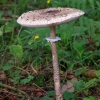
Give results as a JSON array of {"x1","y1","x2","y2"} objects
[
  {"x1": 62, "y1": 77, "x2": 78, "y2": 93},
  {"x1": 62, "y1": 81, "x2": 74, "y2": 93}
]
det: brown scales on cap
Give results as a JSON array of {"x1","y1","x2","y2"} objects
[{"x1": 17, "y1": 8, "x2": 84, "y2": 27}]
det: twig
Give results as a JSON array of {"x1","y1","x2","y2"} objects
[
  {"x1": 0, "y1": 89, "x2": 23, "y2": 99},
  {"x1": 30, "y1": 64, "x2": 38, "y2": 75},
  {"x1": 18, "y1": 26, "x2": 23, "y2": 36},
  {"x1": 0, "y1": 83, "x2": 31, "y2": 100},
  {"x1": 17, "y1": 67, "x2": 30, "y2": 75},
  {"x1": 32, "y1": 83, "x2": 47, "y2": 94}
]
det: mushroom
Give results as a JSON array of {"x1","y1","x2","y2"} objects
[{"x1": 17, "y1": 7, "x2": 84, "y2": 100}]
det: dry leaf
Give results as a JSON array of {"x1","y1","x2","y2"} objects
[
  {"x1": 62, "y1": 81, "x2": 74, "y2": 93},
  {"x1": 61, "y1": 77, "x2": 78, "y2": 93},
  {"x1": 84, "y1": 69, "x2": 97, "y2": 78},
  {"x1": 0, "y1": 70, "x2": 6, "y2": 80}
]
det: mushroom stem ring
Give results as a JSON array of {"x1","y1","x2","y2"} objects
[{"x1": 45, "y1": 37, "x2": 61, "y2": 42}]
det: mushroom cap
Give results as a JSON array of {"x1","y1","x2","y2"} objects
[{"x1": 17, "y1": 8, "x2": 84, "y2": 27}]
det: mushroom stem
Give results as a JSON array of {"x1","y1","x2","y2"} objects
[{"x1": 50, "y1": 26, "x2": 63, "y2": 100}]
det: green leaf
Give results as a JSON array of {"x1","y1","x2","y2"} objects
[
  {"x1": 20, "y1": 78, "x2": 30, "y2": 84},
  {"x1": 13, "y1": 76, "x2": 21, "y2": 84},
  {"x1": 28, "y1": 39, "x2": 34, "y2": 45},
  {"x1": 96, "y1": 42, "x2": 100, "y2": 46},
  {"x1": 20, "y1": 75, "x2": 34, "y2": 84},
  {"x1": 74, "y1": 80, "x2": 85, "y2": 91},
  {"x1": 28, "y1": 75, "x2": 34, "y2": 80},
  {"x1": 20, "y1": 98, "x2": 25, "y2": 100},
  {"x1": 0, "y1": 30, "x2": 2, "y2": 36},
  {"x1": 14, "y1": 70, "x2": 21, "y2": 76},
  {"x1": 35, "y1": 76, "x2": 44, "y2": 86},
  {"x1": 3, "y1": 65, "x2": 13, "y2": 70},
  {"x1": 47, "y1": 91, "x2": 55, "y2": 97},
  {"x1": 20, "y1": 78, "x2": 31, "y2": 84},
  {"x1": 9, "y1": 45, "x2": 23, "y2": 59},
  {"x1": 63, "y1": 91, "x2": 74, "y2": 100},
  {"x1": 83, "y1": 98, "x2": 90, "y2": 100},
  {"x1": 9, "y1": 70, "x2": 21, "y2": 85},
  {"x1": 41, "y1": 96, "x2": 54, "y2": 100},
  {"x1": 89, "y1": 96, "x2": 95, "y2": 100},
  {"x1": 96, "y1": 70, "x2": 100, "y2": 77},
  {"x1": 83, "y1": 96, "x2": 95, "y2": 100},
  {"x1": 98, "y1": 77, "x2": 100, "y2": 82},
  {"x1": 85, "y1": 78, "x2": 97, "y2": 87}
]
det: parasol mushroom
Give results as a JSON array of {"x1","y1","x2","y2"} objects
[{"x1": 17, "y1": 7, "x2": 84, "y2": 100}]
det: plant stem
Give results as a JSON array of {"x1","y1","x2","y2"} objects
[
  {"x1": 0, "y1": 83, "x2": 31, "y2": 100},
  {"x1": 50, "y1": 26, "x2": 63, "y2": 100}
]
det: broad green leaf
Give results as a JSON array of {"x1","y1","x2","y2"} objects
[
  {"x1": 89, "y1": 96, "x2": 95, "y2": 100},
  {"x1": 3, "y1": 65, "x2": 13, "y2": 70},
  {"x1": 83, "y1": 96, "x2": 95, "y2": 100},
  {"x1": 83, "y1": 98, "x2": 90, "y2": 100},
  {"x1": 20, "y1": 78, "x2": 30, "y2": 84},
  {"x1": 47, "y1": 91, "x2": 55, "y2": 97},
  {"x1": 28, "y1": 39, "x2": 34, "y2": 45},
  {"x1": 35, "y1": 76, "x2": 44, "y2": 86},
  {"x1": 13, "y1": 76, "x2": 21, "y2": 84},
  {"x1": 63, "y1": 91, "x2": 74, "y2": 100},
  {"x1": 28, "y1": 75, "x2": 34, "y2": 80},
  {"x1": 20, "y1": 75, "x2": 34, "y2": 84},
  {"x1": 74, "y1": 80, "x2": 85, "y2": 91},
  {"x1": 9, "y1": 45, "x2": 23, "y2": 59}
]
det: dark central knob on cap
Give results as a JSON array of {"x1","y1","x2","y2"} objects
[{"x1": 46, "y1": 10, "x2": 59, "y2": 14}]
